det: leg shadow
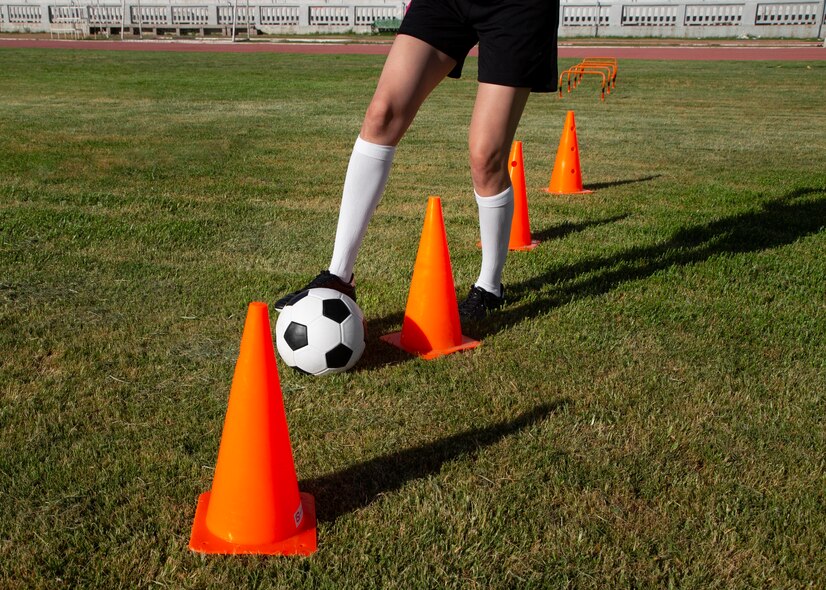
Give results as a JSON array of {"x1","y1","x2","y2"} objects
[
  {"x1": 359, "y1": 214, "x2": 631, "y2": 368},
  {"x1": 532, "y1": 214, "x2": 629, "y2": 243},
  {"x1": 470, "y1": 186, "x2": 825, "y2": 338}
]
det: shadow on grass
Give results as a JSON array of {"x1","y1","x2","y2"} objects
[
  {"x1": 470, "y1": 186, "x2": 826, "y2": 338},
  {"x1": 358, "y1": 187, "x2": 824, "y2": 363},
  {"x1": 302, "y1": 399, "x2": 569, "y2": 523},
  {"x1": 357, "y1": 311, "x2": 407, "y2": 372},
  {"x1": 584, "y1": 174, "x2": 661, "y2": 192},
  {"x1": 531, "y1": 214, "x2": 629, "y2": 243},
  {"x1": 356, "y1": 214, "x2": 630, "y2": 371}
]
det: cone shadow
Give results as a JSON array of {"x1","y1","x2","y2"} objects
[
  {"x1": 584, "y1": 174, "x2": 661, "y2": 192},
  {"x1": 301, "y1": 399, "x2": 570, "y2": 523}
]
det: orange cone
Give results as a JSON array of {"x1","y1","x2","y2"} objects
[
  {"x1": 544, "y1": 111, "x2": 592, "y2": 195},
  {"x1": 189, "y1": 302, "x2": 317, "y2": 556},
  {"x1": 507, "y1": 141, "x2": 540, "y2": 251},
  {"x1": 381, "y1": 196, "x2": 480, "y2": 359}
]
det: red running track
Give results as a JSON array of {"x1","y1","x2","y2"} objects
[{"x1": 1, "y1": 39, "x2": 824, "y2": 60}]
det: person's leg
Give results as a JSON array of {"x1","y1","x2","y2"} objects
[
  {"x1": 457, "y1": 0, "x2": 557, "y2": 320},
  {"x1": 467, "y1": 83, "x2": 531, "y2": 302},
  {"x1": 360, "y1": 35, "x2": 458, "y2": 146},
  {"x1": 276, "y1": 35, "x2": 456, "y2": 309},
  {"x1": 469, "y1": 83, "x2": 532, "y2": 197},
  {"x1": 327, "y1": 35, "x2": 457, "y2": 281}
]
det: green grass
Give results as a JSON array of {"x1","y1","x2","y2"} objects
[{"x1": 1, "y1": 48, "x2": 824, "y2": 588}]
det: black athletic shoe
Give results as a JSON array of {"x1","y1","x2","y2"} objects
[
  {"x1": 274, "y1": 270, "x2": 356, "y2": 311},
  {"x1": 458, "y1": 284, "x2": 505, "y2": 321}
]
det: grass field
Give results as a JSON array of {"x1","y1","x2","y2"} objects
[{"x1": 1, "y1": 48, "x2": 824, "y2": 588}]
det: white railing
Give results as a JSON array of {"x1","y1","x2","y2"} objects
[
  {"x1": 259, "y1": 5, "x2": 300, "y2": 25},
  {"x1": 756, "y1": 1, "x2": 820, "y2": 23},
  {"x1": 0, "y1": 1, "x2": 823, "y2": 38},
  {"x1": 622, "y1": 4, "x2": 679, "y2": 26},
  {"x1": 87, "y1": 4, "x2": 121, "y2": 24},
  {"x1": 171, "y1": 5, "x2": 208, "y2": 24},
  {"x1": 217, "y1": 5, "x2": 254, "y2": 24},
  {"x1": 354, "y1": 4, "x2": 396, "y2": 26},
  {"x1": 49, "y1": 4, "x2": 82, "y2": 21},
  {"x1": 308, "y1": 5, "x2": 349, "y2": 26},
  {"x1": 685, "y1": 4, "x2": 743, "y2": 26},
  {"x1": 562, "y1": 4, "x2": 611, "y2": 26},
  {"x1": 8, "y1": 4, "x2": 42, "y2": 23},
  {"x1": 130, "y1": 5, "x2": 167, "y2": 25}
]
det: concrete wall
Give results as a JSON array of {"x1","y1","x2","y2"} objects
[{"x1": 0, "y1": 0, "x2": 823, "y2": 39}]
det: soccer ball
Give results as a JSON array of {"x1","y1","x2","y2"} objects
[{"x1": 275, "y1": 288, "x2": 366, "y2": 375}]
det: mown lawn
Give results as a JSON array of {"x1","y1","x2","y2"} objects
[{"x1": 0, "y1": 48, "x2": 824, "y2": 588}]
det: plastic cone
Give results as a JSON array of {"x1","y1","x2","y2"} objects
[
  {"x1": 544, "y1": 111, "x2": 592, "y2": 195},
  {"x1": 508, "y1": 141, "x2": 540, "y2": 251},
  {"x1": 380, "y1": 196, "x2": 480, "y2": 359},
  {"x1": 189, "y1": 302, "x2": 317, "y2": 556}
]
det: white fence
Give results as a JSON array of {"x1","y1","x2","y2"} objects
[
  {"x1": 558, "y1": 0, "x2": 824, "y2": 36},
  {"x1": 0, "y1": 0, "x2": 823, "y2": 38}
]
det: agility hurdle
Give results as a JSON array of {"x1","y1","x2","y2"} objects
[{"x1": 558, "y1": 57, "x2": 618, "y2": 102}]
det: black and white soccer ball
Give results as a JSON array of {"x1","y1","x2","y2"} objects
[{"x1": 275, "y1": 288, "x2": 366, "y2": 376}]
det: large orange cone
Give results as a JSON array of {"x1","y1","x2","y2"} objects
[
  {"x1": 508, "y1": 141, "x2": 540, "y2": 251},
  {"x1": 544, "y1": 111, "x2": 592, "y2": 195},
  {"x1": 381, "y1": 196, "x2": 480, "y2": 359},
  {"x1": 189, "y1": 302, "x2": 317, "y2": 556}
]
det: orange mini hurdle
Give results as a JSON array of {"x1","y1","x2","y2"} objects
[{"x1": 558, "y1": 57, "x2": 619, "y2": 101}]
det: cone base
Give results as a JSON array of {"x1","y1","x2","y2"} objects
[
  {"x1": 476, "y1": 239, "x2": 541, "y2": 252},
  {"x1": 510, "y1": 239, "x2": 541, "y2": 251},
  {"x1": 189, "y1": 491, "x2": 317, "y2": 556},
  {"x1": 543, "y1": 187, "x2": 592, "y2": 195},
  {"x1": 380, "y1": 331, "x2": 481, "y2": 360}
]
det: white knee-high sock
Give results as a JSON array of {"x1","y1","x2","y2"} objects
[
  {"x1": 475, "y1": 187, "x2": 514, "y2": 296},
  {"x1": 328, "y1": 136, "x2": 396, "y2": 280}
]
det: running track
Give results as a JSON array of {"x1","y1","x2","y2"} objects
[{"x1": 1, "y1": 38, "x2": 824, "y2": 60}]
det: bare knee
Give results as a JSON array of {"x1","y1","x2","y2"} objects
[
  {"x1": 469, "y1": 142, "x2": 510, "y2": 195},
  {"x1": 361, "y1": 97, "x2": 409, "y2": 146}
]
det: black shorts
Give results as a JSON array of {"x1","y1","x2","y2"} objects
[{"x1": 398, "y1": 0, "x2": 560, "y2": 93}]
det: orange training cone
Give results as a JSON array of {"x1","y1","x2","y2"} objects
[
  {"x1": 508, "y1": 140, "x2": 540, "y2": 251},
  {"x1": 189, "y1": 302, "x2": 317, "y2": 556},
  {"x1": 544, "y1": 111, "x2": 592, "y2": 195},
  {"x1": 381, "y1": 196, "x2": 480, "y2": 359}
]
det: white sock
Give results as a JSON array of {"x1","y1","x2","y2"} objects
[
  {"x1": 475, "y1": 187, "x2": 514, "y2": 297},
  {"x1": 328, "y1": 136, "x2": 396, "y2": 280}
]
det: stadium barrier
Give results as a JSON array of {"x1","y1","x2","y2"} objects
[{"x1": 0, "y1": 0, "x2": 823, "y2": 39}]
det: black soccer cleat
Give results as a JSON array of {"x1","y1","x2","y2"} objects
[
  {"x1": 458, "y1": 284, "x2": 505, "y2": 321},
  {"x1": 274, "y1": 270, "x2": 356, "y2": 312}
]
